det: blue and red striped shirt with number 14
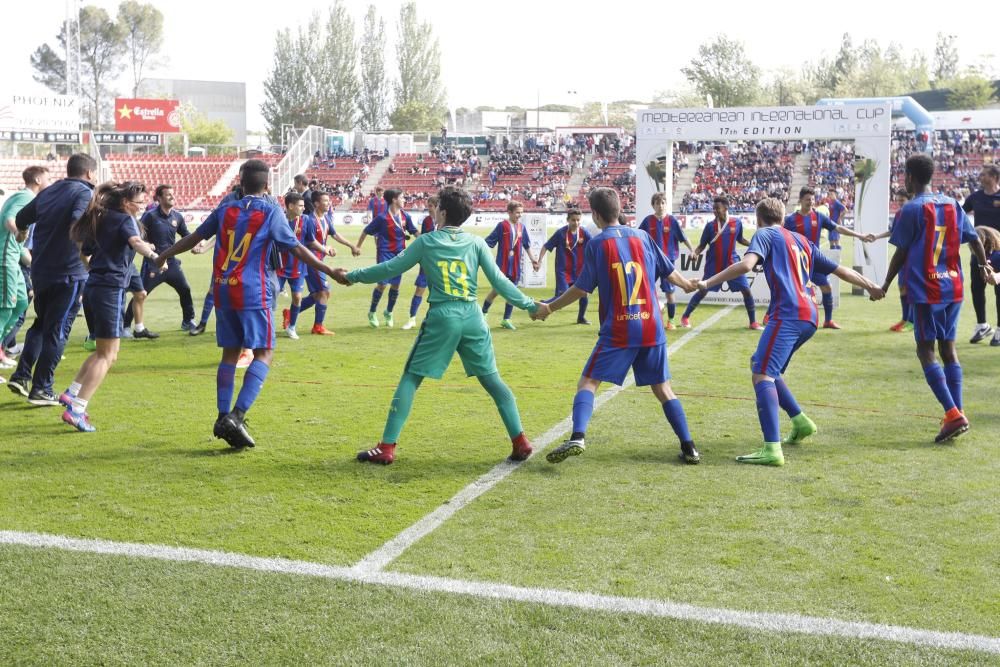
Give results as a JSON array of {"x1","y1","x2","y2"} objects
[
  {"x1": 746, "y1": 226, "x2": 838, "y2": 326},
  {"x1": 196, "y1": 195, "x2": 299, "y2": 311},
  {"x1": 889, "y1": 193, "x2": 977, "y2": 305},
  {"x1": 573, "y1": 225, "x2": 673, "y2": 348}
]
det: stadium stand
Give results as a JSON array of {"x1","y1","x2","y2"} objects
[
  {"x1": 0, "y1": 157, "x2": 65, "y2": 193},
  {"x1": 680, "y1": 141, "x2": 798, "y2": 213},
  {"x1": 105, "y1": 153, "x2": 236, "y2": 209},
  {"x1": 808, "y1": 141, "x2": 856, "y2": 208}
]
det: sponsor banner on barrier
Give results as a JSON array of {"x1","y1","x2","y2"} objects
[
  {"x1": 92, "y1": 132, "x2": 161, "y2": 145},
  {"x1": 114, "y1": 98, "x2": 182, "y2": 133},
  {"x1": 0, "y1": 130, "x2": 81, "y2": 144},
  {"x1": 520, "y1": 213, "x2": 547, "y2": 288},
  {"x1": 0, "y1": 93, "x2": 79, "y2": 131}
]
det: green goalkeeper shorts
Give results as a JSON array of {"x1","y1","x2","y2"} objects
[{"x1": 404, "y1": 300, "x2": 498, "y2": 379}]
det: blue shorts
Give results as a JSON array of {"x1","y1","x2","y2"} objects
[
  {"x1": 377, "y1": 251, "x2": 404, "y2": 287},
  {"x1": 306, "y1": 267, "x2": 329, "y2": 294},
  {"x1": 583, "y1": 342, "x2": 670, "y2": 387},
  {"x1": 216, "y1": 308, "x2": 276, "y2": 350},
  {"x1": 83, "y1": 284, "x2": 125, "y2": 340},
  {"x1": 414, "y1": 270, "x2": 428, "y2": 289},
  {"x1": 282, "y1": 274, "x2": 306, "y2": 294},
  {"x1": 555, "y1": 272, "x2": 582, "y2": 296},
  {"x1": 751, "y1": 319, "x2": 816, "y2": 377},
  {"x1": 127, "y1": 271, "x2": 144, "y2": 294},
  {"x1": 660, "y1": 277, "x2": 675, "y2": 294},
  {"x1": 703, "y1": 274, "x2": 750, "y2": 293},
  {"x1": 912, "y1": 302, "x2": 960, "y2": 342},
  {"x1": 811, "y1": 271, "x2": 830, "y2": 288}
]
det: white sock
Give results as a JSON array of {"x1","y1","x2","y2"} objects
[
  {"x1": 134, "y1": 323, "x2": 146, "y2": 332},
  {"x1": 71, "y1": 396, "x2": 89, "y2": 414},
  {"x1": 68, "y1": 382, "x2": 82, "y2": 397}
]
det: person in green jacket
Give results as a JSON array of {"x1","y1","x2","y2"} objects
[
  {"x1": 332, "y1": 186, "x2": 540, "y2": 465},
  {"x1": 0, "y1": 166, "x2": 49, "y2": 373}
]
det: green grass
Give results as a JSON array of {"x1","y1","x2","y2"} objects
[{"x1": 1, "y1": 232, "x2": 998, "y2": 663}]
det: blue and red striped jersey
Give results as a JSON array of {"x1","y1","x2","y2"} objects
[
  {"x1": 544, "y1": 224, "x2": 592, "y2": 284},
  {"x1": 746, "y1": 226, "x2": 838, "y2": 325},
  {"x1": 828, "y1": 198, "x2": 846, "y2": 224},
  {"x1": 196, "y1": 195, "x2": 299, "y2": 310},
  {"x1": 279, "y1": 214, "x2": 316, "y2": 279},
  {"x1": 784, "y1": 210, "x2": 836, "y2": 246},
  {"x1": 368, "y1": 196, "x2": 388, "y2": 220},
  {"x1": 698, "y1": 217, "x2": 744, "y2": 275},
  {"x1": 364, "y1": 211, "x2": 417, "y2": 256},
  {"x1": 305, "y1": 211, "x2": 336, "y2": 260},
  {"x1": 485, "y1": 219, "x2": 532, "y2": 281},
  {"x1": 574, "y1": 225, "x2": 672, "y2": 348},
  {"x1": 420, "y1": 214, "x2": 435, "y2": 235},
  {"x1": 890, "y1": 193, "x2": 977, "y2": 305},
  {"x1": 639, "y1": 214, "x2": 687, "y2": 261}
]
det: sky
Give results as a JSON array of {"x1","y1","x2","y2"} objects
[{"x1": 5, "y1": 0, "x2": 998, "y2": 136}]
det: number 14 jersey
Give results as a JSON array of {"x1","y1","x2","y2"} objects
[{"x1": 574, "y1": 224, "x2": 674, "y2": 348}]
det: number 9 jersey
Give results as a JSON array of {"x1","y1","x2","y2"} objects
[{"x1": 573, "y1": 225, "x2": 673, "y2": 348}]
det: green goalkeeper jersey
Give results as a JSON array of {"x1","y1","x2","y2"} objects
[{"x1": 347, "y1": 226, "x2": 537, "y2": 312}]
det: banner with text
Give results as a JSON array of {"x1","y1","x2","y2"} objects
[
  {"x1": 636, "y1": 104, "x2": 889, "y2": 287},
  {"x1": 0, "y1": 93, "x2": 79, "y2": 131},
  {"x1": 115, "y1": 98, "x2": 182, "y2": 133},
  {"x1": 520, "y1": 213, "x2": 547, "y2": 288}
]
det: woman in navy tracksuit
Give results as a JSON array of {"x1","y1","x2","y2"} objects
[{"x1": 60, "y1": 181, "x2": 158, "y2": 431}]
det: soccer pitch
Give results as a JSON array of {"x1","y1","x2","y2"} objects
[{"x1": 1, "y1": 234, "x2": 998, "y2": 665}]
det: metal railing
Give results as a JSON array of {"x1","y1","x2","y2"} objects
[{"x1": 270, "y1": 126, "x2": 325, "y2": 196}]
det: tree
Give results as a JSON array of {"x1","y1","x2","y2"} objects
[
  {"x1": 261, "y1": 26, "x2": 315, "y2": 143},
  {"x1": 652, "y1": 88, "x2": 708, "y2": 108},
  {"x1": 933, "y1": 33, "x2": 960, "y2": 86},
  {"x1": 389, "y1": 100, "x2": 445, "y2": 132},
  {"x1": 760, "y1": 68, "x2": 818, "y2": 106},
  {"x1": 392, "y1": 2, "x2": 446, "y2": 124},
  {"x1": 318, "y1": 2, "x2": 360, "y2": 130},
  {"x1": 946, "y1": 70, "x2": 997, "y2": 110},
  {"x1": 538, "y1": 104, "x2": 578, "y2": 112},
  {"x1": 183, "y1": 109, "x2": 234, "y2": 154},
  {"x1": 358, "y1": 5, "x2": 389, "y2": 131},
  {"x1": 681, "y1": 36, "x2": 760, "y2": 107},
  {"x1": 30, "y1": 6, "x2": 126, "y2": 130},
  {"x1": 117, "y1": 0, "x2": 164, "y2": 97},
  {"x1": 571, "y1": 101, "x2": 636, "y2": 130}
]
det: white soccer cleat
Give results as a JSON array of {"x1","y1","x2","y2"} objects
[
  {"x1": 402, "y1": 317, "x2": 417, "y2": 330},
  {"x1": 287, "y1": 326, "x2": 299, "y2": 340}
]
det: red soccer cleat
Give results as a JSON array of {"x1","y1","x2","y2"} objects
[
  {"x1": 311, "y1": 324, "x2": 335, "y2": 336},
  {"x1": 749, "y1": 322, "x2": 763, "y2": 330},
  {"x1": 357, "y1": 443, "x2": 395, "y2": 464},
  {"x1": 680, "y1": 316, "x2": 691, "y2": 328},
  {"x1": 823, "y1": 320, "x2": 842, "y2": 330},
  {"x1": 889, "y1": 320, "x2": 906, "y2": 332},
  {"x1": 282, "y1": 308, "x2": 291, "y2": 330},
  {"x1": 236, "y1": 349, "x2": 253, "y2": 368},
  {"x1": 509, "y1": 433, "x2": 533, "y2": 461},
  {"x1": 935, "y1": 411, "x2": 969, "y2": 443}
]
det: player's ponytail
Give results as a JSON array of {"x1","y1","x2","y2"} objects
[{"x1": 72, "y1": 180, "x2": 147, "y2": 244}]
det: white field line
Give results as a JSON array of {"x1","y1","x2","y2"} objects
[
  {"x1": 1, "y1": 530, "x2": 997, "y2": 655},
  {"x1": 352, "y1": 306, "x2": 737, "y2": 573}
]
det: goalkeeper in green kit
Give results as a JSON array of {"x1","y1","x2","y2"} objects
[{"x1": 332, "y1": 186, "x2": 540, "y2": 465}]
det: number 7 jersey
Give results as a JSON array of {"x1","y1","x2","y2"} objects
[
  {"x1": 889, "y1": 193, "x2": 977, "y2": 305},
  {"x1": 574, "y1": 225, "x2": 674, "y2": 348}
]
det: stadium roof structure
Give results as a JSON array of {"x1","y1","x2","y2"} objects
[{"x1": 903, "y1": 80, "x2": 1000, "y2": 112}]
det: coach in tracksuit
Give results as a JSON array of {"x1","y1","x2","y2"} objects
[
  {"x1": 8, "y1": 153, "x2": 96, "y2": 405},
  {"x1": 125, "y1": 185, "x2": 196, "y2": 331}
]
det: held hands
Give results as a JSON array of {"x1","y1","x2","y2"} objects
[
  {"x1": 351, "y1": 245, "x2": 362, "y2": 257},
  {"x1": 530, "y1": 301, "x2": 551, "y2": 321},
  {"x1": 192, "y1": 240, "x2": 208, "y2": 255},
  {"x1": 331, "y1": 267, "x2": 351, "y2": 286},
  {"x1": 326, "y1": 246, "x2": 337, "y2": 258},
  {"x1": 867, "y1": 283, "x2": 886, "y2": 301},
  {"x1": 862, "y1": 233, "x2": 877, "y2": 243}
]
